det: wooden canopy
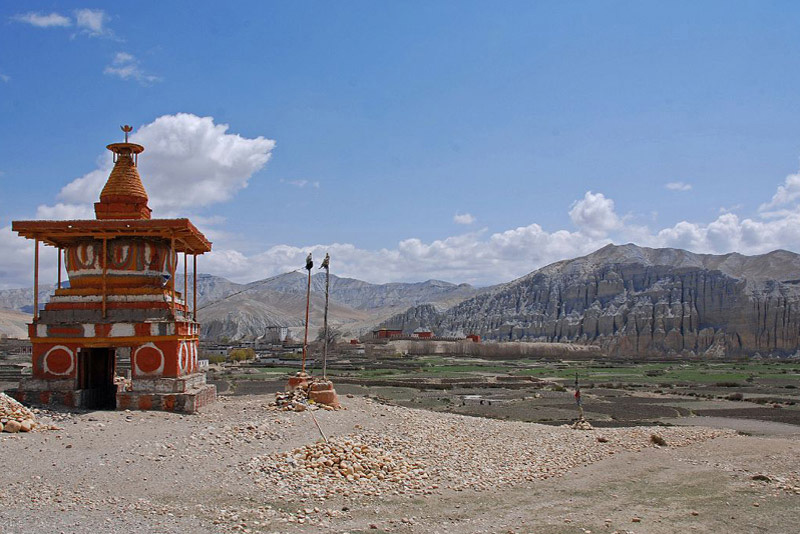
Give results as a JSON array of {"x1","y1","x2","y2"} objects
[{"x1": 12, "y1": 218, "x2": 212, "y2": 254}]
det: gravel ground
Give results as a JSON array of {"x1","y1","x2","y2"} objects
[{"x1": 1, "y1": 394, "x2": 798, "y2": 533}]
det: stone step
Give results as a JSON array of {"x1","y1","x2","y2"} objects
[{"x1": 0, "y1": 364, "x2": 27, "y2": 381}]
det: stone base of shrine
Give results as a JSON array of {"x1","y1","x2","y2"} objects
[
  {"x1": 8, "y1": 378, "x2": 120, "y2": 409},
  {"x1": 116, "y1": 384, "x2": 216, "y2": 413},
  {"x1": 8, "y1": 374, "x2": 216, "y2": 414},
  {"x1": 117, "y1": 373, "x2": 216, "y2": 413},
  {"x1": 9, "y1": 382, "x2": 91, "y2": 408}
]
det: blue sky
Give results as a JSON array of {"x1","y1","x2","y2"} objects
[{"x1": 3, "y1": 1, "x2": 800, "y2": 288}]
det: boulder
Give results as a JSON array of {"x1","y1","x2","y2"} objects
[{"x1": 4, "y1": 420, "x2": 21, "y2": 433}]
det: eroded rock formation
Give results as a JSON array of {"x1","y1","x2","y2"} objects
[{"x1": 383, "y1": 244, "x2": 800, "y2": 357}]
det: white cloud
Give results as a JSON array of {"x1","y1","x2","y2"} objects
[
  {"x1": 200, "y1": 224, "x2": 608, "y2": 287},
  {"x1": 104, "y1": 52, "x2": 160, "y2": 85},
  {"x1": 568, "y1": 191, "x2": 621, "y2": 238},
  {"x1": 74, "y1": 9, "x2": 113, "y2": 38},
  {"x1": 453, "y1": 213, "x2": 475, "y2": 225},
  {"x1": 0, "y1": 226, "x2": 58, "y2": 290},
  {"x1": 0, "y1": 73, "x2": 9, "y2": 83},
  {"x1": 12, "y1": 12, "x2": 71, "y2": 28},
  {"x1": 719, "y1": 204, "x2": 743, "y2": 214},
  {"x1": 281, "y1": 179, "x2": 319, "y2": 188},
  {"x1": 36, "y1": 203, "x2": 94, "y2": 220},
  {"x1": 39, "y1": 113, "x2": 275, "y2": 217},
  {"x1": 665, "y1": 181, "x2": 692, "y2": 191},
  {"x1": 759, "y1": 172, "x2": 800, "y2": 213}
]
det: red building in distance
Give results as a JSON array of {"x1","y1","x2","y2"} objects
[{"x1": 372, "y1": 328, "x2": 403, "y2": 339}]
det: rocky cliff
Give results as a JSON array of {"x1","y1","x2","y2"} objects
[{"x1": 382, "y1": 244, "x2": 800, "y2": 358}]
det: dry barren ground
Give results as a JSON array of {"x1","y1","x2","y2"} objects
[{"x1": 1, "y1": 394, "x2": 798, "y2": 534}]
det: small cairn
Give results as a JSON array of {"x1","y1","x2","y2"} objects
[
  {"x1": 271, "y1": 378, "x2": 342, "y2": 412},
  {"x1": 272, "y1": 387, "x2": 313, "y2": 412},
  {"x1": 570, "y1": 417, "x2": 594, "y2": 430},
  {"x1": 0, "y1": 392, "x2": 38, "y2": 433}
]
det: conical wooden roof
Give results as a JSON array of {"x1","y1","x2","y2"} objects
[
  {"x1": 100, "y1": 152, "x2": 148, "y2": 201},
  {"x1": 94, "y1": 142, "x2": 152, "y2": 220}
]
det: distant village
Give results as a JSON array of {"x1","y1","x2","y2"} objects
[{"x1": 199, "y1": 325, "x2": 481, "y2": 363}]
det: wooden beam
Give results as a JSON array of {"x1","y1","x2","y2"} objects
[
  {"x1": 57, "y1": 247, "x2": 62, "y2": 290},
  {"x1": 33, "y1": 238, "x2": 39, "y2": 322},
  {"x1": 102, "y1": 238, "x2": 108, "y2": 318},
  {"x1": 193, "y1": 254, "x2": 197, "y2": 321},
  {"x1": 183, "y1": 252, "x2": 187, "y2": 316},
  {"x1": 170, "y1": 236, "x2": 176, "y2": 317},
  {"x1": 14, "y1": 229, "x2": 211, "y2": 254}
]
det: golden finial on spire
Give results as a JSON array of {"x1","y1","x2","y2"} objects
[{"x1": 121, "y1": 124, "x2": 133, "y2": 143}]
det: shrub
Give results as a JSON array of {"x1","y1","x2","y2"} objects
[
  {"x1": 229, "y1": 348, "x2": 256, "y2": 362},
  {"x1": 726, "y1": 392, "x2": 744, "y2": 401}
]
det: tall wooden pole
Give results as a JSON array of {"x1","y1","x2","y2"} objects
[
  {"x1": 101, "y1": 238, "x2": 108, "y2": 318},
  {"x1": 183, "y1": 252, "x2": 188, "y2": 316},
  {"x1": 322, "y1": 262, "x2": 330, "y2": 379},
  {"x1": 170, "y1": 236, "x2": 176, "y2": 316},
  {"x1": 193, "y1": 254, "x2": 197, "y2": 320},
  {"x1": 57, "y1": 247, "x2": 62, "y2": 290},
  {"x1": 33, "y1": 238, "x2": 39, "y2": 322},
  {"x1": 301, "y1": 267, "x2": 311, "y2": 374}
]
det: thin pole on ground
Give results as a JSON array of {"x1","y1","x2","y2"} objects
[
  {"x1": 301, "y1": 253, "x2": 313, "y2": 374},
  {"x1": 309, "y1": 409, "x2": 328, "y2": 444},
  {"x1": 321, "y1": 253, "x2": 330, "y2": 380}
]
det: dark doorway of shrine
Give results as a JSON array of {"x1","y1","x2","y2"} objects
[{"x1": 77, "y1": 348, "x2": 117, "y2": 409}]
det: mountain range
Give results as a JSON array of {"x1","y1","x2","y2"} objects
[
  {"x1": 0, "y1": 272, "x2": 479, "y2": 341},
  {"x1": 3, "y1": 243, "x2": 800, "y2": 357}
]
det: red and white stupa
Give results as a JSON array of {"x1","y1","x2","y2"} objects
[{"x1": 10, "y1": 126, "x2": 216, "y2": 413}]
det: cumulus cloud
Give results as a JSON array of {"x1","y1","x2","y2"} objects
[
  {"x1": 0, "y1": 226, "x2": 59, "y2": 290},
  {"x1": 665, "y1": 181, "x2": 692, "y2": 191},
  {"x1": 453, "y1": 213, "x2": 475, "y2": 225},
  {"x1": 104, "y1": 52, "x2": 160, "y2": 85},
  {"x1": 759, "y1": 172, "x2": 800, "y2": 214},
  {"x1": 568, "y1": 191, "x2": 621, "y2": 237},
  {"x1": 36, "y1": 203, "x2": 94, "y2": 220},
  {"x1": 199, "y1": 224, "x2": 607, "y2": 287},
  {"x1": 12, "y1": 12, "x2": 71, "y2": 28},
  {"x1": 39, "y1": 113, "x2": 275, "y2": 216},
  {"x1": 645, "y1": 211, "x2": 800, "y2": 255},
  {"x1": 74, "y1": 9, "x2": 113, "y2": 38}
]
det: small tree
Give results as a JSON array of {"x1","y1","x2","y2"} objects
[
  {"x1": 229, "y1": 348, "x2": 255, "y2": 362},
  {"x1": 315, "y1": 326, "x2": 343, "y2": 347}
]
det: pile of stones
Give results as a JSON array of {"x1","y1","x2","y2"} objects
[
  {"x1": 271, "y1": 388, "x2": 313, "y2": 412},
  {"x1": 0, "y1": 393, "x2": 37, "y2": 433},
  {"x1": 570, "y1": 418, "x2": 594, "y2": 430},
  {"x1": 247, "y1": 436, "x2": 431, "y2": 498},
  {"x1": 270, "y1": 386, "x2": 337, "y2": 412}
]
